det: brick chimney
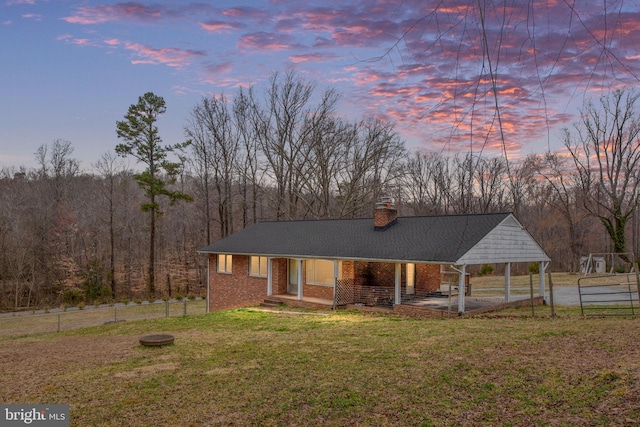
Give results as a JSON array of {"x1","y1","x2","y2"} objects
[{"x1": 374, "y1": 196, "x2": 397, "y2": 230}]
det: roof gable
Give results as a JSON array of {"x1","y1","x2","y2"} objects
[{"x1": 455, "y1": 215, "x2": 550, "y2": 264}]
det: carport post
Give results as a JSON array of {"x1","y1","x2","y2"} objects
[
  {"x1": 458, "y1": 265, "x2": 466, "y2": 314},
  {"x1": 394, "y1": 263, "x2": 401, "y2": 305},
  {"x1": 539, "y1": 261, "x2": 547, "y2": 303},
  {"x1": 505, "y1": 262, "x2": 511, "y2": 303}
]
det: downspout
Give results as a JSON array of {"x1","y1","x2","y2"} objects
[{"x1": 539, "y1": 261, "x2": 548, "y2": 304}]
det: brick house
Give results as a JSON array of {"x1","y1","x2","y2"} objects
[{"x1": 199, "y1": 199, "x2": 550, "y2": 314}]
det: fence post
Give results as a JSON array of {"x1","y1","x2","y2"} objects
[
  {"x1": 183, "y1": 300, "x2": 187, "y2": 316},
  {"x1": 57, "y1": 313, "x2": 61, "y2": 333},
  {"x1": 114, "y1": 306, "x2": 117, "y2": 322},
  {"x1": 165, "y1": 301, "x2": 169, "y2": 318}
]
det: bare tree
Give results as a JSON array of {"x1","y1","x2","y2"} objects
[
  {"x1": 565, "y1": 89, "x2": 640, "y2": 260},
  {"x1": 93, "y1": 152, "x2": 126, "y2": 298},
  {"x1": 336, "y1": 118, "x2": 406, "y2": 218},
  {"x1": 401, "y1": 151, "x2": 449, "y2": 215},
  {"x1": 535, "y1": 152, "x2": 588, "y2": 271}
]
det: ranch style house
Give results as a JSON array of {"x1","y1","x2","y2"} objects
[{"x1": 199, "y1": 199, "x2": 551, "y2": 315}]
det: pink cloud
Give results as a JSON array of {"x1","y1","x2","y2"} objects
[
  {"x1": 239, "y1": 32, "x2": 302, "y2": 51},
  {"x1": 63, "y1": 2, "x2": 168, "y2": 25},
  {"x1": 199, "y1": 20, "x2": 245, "y2": 32},
  {"x1": 124, "y1": 42, "x2": 206, "y2": 68},
  {"x1": 203, "y1": 61, "x2": 234, "y2": 75},
  {"x1": 289, "y1": 52, "x2": 338, "y2": 63},
  {"x1": 21, "y1": 13, "x2": 42, "y2": 21}
]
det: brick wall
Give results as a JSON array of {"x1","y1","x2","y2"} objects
[
  {"x1": 303, "y1": 284, "x2": 334, "y2": 299},
  {"x1": 353, "y1": 261, "x2": 442, "y2": 293},
  {"x1": 415, "y1": 264, "x2": 441, "y2": 293},
  {"x1": 208, "y1": 254, "x2": 269, "y2": 311}
]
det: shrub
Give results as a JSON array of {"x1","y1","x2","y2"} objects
[
  {"x1": 528, "y1": 262, "x2": 540, "y2": 274},
  {"x1": 479, "y1": 264, "x2": 494, "y2": 276},
  {"x1": 62, "y1": 288, "x2": 84, "y2": 305}
]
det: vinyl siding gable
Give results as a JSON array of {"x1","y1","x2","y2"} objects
[{"x1": 455, "y1": 214, "x2": 550, "y2": 265}]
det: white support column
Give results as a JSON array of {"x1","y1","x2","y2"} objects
[
  {"x1": 333, "y1": 260, "x2": 339, "y2": 307},
  {"x1": 267, "y1": 257, "x2": 273, "y2": 296},
  {"x1": 539, "y1": 261, "x2": 547, "y2": 303},
  {"x1": 297, "y1": 259, "x2": 303, "y2": 301},
  {"x1": 206, "y1": 254, "x2": 211, "y2": 313},
  {"x1": 458, "y1": 265, "x2": 466, "y2": 314},
  {"x1": 505, "y1": 262, "x2": 511, "y2": 303},
  {"x1": 394, "y1": 262, "x2": 401, "y2": 305}
]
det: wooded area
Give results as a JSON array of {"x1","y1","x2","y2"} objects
[{"x1": 1, "y1": 73, "x2": 639, "y2": 311}]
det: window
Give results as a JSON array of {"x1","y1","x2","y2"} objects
[
  {"x1": 306, "y1": 259, "x2": 341, "y2": 286},
  {"x1": 217, "y1": 254, "x2": 232, "y2": 273},
  {"x1": 250, "y1": 256, "x2": 268, "y2": 277}
]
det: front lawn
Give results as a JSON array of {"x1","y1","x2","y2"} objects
[{"x1": 1, "y1": 307, "x2": 638, "y2": 426}]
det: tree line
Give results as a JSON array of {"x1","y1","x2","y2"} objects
[{"x1": 1, "y1": 72, "x2": 638, "y2": 311}]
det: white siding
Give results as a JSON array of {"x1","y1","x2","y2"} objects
[{"x1": 456, "y1": 214, "x2": 550, "y2": 265}]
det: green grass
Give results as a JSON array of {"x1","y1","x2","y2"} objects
[{"x1": 1, "y1": 307, "x2": 639, "y2": 426}]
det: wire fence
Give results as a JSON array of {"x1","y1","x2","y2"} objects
[{"x1": 0, "y1": 299, "x2": 207, "y2": 338}]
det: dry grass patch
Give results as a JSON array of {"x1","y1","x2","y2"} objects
[{"x1": 1, "y1": 309, "x2": 639, "y2": 426}]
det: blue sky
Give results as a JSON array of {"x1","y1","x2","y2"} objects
[{"x1": 2, "y1": 0, "x2": 640, "y2": 171}]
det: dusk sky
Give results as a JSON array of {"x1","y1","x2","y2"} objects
[{"x1": 2, "y1": 0, "x2": 640, "y2": 171}]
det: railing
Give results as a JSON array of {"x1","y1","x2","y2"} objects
[{"x1": 0, "y1": 299, "x2": 207, "y2": 338}]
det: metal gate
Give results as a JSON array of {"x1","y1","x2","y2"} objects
[{"x1": 578, "y1": 273, "x2": 639, "y2": 316}]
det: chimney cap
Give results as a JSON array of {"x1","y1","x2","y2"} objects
[{"x1": 375, "y1": 196, "x2": 395, "y2": 209}]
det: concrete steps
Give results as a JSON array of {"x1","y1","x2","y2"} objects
[{"x1": 260, "y1": 298, "x2": 283, "y2": 308}]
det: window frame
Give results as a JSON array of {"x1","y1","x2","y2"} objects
[
  {"x1": 305, "y1": 259, "x2": 341, "y2": 286},
  {"x1": 249, "y1": 256, "x2": 268, "y2": 277},
  {"x1": 217, "y1": 254, "x2": 233, "y2": 274}
]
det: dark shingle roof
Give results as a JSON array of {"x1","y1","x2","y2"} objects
[{"x1": 199, "y1": 212, "x2": 513, "y2": 264}]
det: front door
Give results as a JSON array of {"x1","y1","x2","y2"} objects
[{"x1": 288, "y1": 259, "x2": 298, "y2": 295}]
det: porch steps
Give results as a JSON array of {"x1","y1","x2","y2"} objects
[{"x1": 260, "y1": 297, "x2": 284, "y2": 308}]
